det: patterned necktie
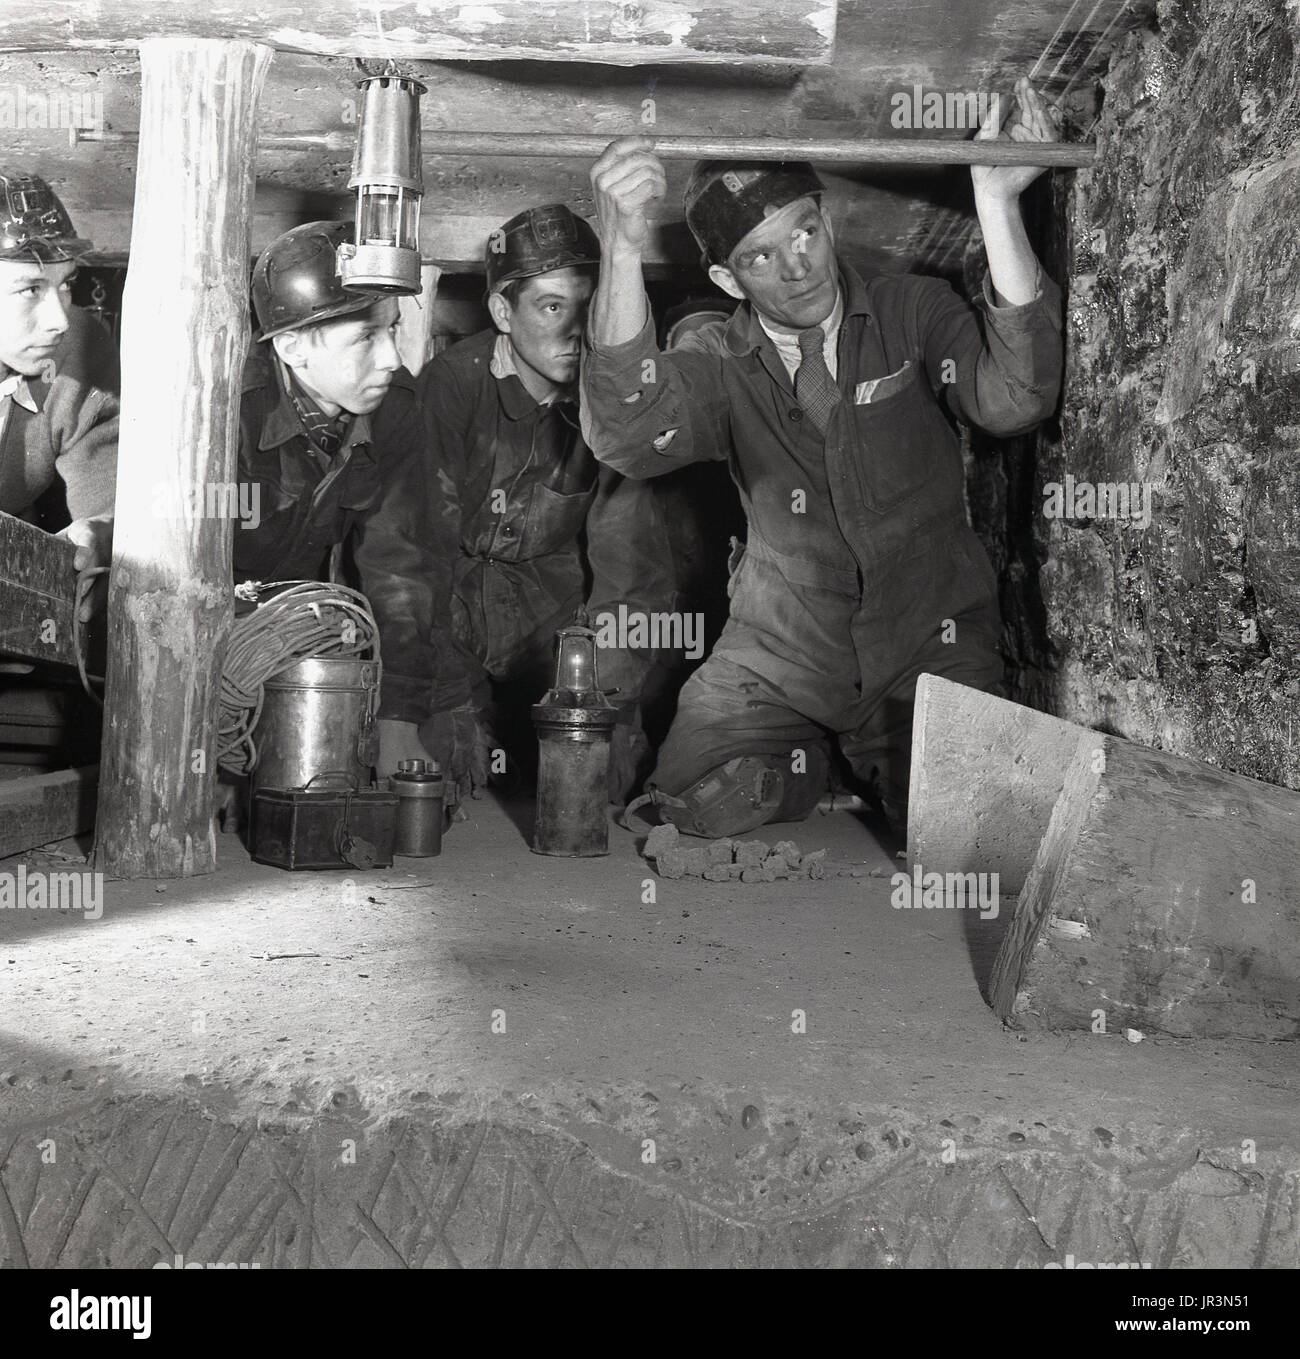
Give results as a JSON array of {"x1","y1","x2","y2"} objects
[
  {"x1": 283, "y1": 364, "x2": 346, "y2": 458},
  {"x1": 795, "y1": 326, "x2": 840, "y2": 435}
]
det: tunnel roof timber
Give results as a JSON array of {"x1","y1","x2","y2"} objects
[{"x1": 0, "y1": 0, "x2": 1151, "y2": 275}]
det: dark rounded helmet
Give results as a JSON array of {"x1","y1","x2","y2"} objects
[
  {"x1": 485, "y1": 204, "x2": 600, "y2": 297},
  {"x1": 683, "y1": 161, "x2": 824, "y2": 269},
  {"x1": 0, "y1": 173, "x2": 94, "y2": 263},
  {"x1": 251, "y1": 221, "x2": 386, "y2": 342}
]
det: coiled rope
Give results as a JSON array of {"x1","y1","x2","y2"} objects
[{"x1": 217, "y1": 581, "x2": 379, "y2": 775}]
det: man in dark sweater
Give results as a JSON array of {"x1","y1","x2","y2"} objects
[{"x1": 0, "y1": 173, "x2": 118, "y2": 625}]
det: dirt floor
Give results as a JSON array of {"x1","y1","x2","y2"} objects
[{"x1": 1, "y1": 793, "x2": 1296, "y2": 1268}]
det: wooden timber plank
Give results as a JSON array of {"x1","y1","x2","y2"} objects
[
  {"x1": 0, "y1": 765, "x2": 99, "y2": 858},
  {"x1": 0, "y1": 513, "x2": 79, "y2": 670}
]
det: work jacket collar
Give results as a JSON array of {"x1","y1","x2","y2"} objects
[
  {"x1": 492, "y1": 335, "x2": 579, "y2": 423},
  {"x1": 244, "y1": 343, "x2": 411, "y2": 459},
  {"x1": 721, "y1": 260, "x2": 874, "y2": 361}
]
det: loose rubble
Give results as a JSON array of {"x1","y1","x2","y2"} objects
[{"x1": 640, "y1": 825, "x2": 839, "y2": 881}]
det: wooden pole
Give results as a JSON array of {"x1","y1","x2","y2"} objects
[
  {"x1": 76, "y1": 128, "x2": 1098, "y2": 169},
  {"x1": 989, "y1": 735, "x2": 1300, "y2": 1039},
  {"x1": 94, "y1": 38, "x2": 271, "y2": 879}
]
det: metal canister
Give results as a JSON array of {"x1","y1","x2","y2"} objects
[
  {"x1": 389, "y1": 758, "x2": 445, "y2": 857},
  {"x1": 252, "y1": 657, "x2": 379, "y2": 794}
]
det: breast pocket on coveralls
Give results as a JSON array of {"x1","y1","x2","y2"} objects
[
  {"x1": 524, "y1": 480, "x2": 598, "y2": 558},
  {"x1": 846, "y1": 360, "x2": 960, "y2": 516}
]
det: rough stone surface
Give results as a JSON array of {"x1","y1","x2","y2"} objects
[{"x1": 983, "y1": 0, "x2": 1300, "y2": 788}]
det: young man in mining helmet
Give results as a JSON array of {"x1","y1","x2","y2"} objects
[
  {"x1": 416, "y1": 203, "x2": 676, "y2": 800},
  {"x1": 243, "y1": 220, "x2": 472, "y2": 794},
  {"x1": 582, "y1": 78, "x2": 1065, "y2": 838},
  {"x1": 0, "y1": 172, "x2": 118, "y2": 626}
]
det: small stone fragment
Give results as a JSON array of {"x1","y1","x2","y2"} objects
[
  {"x1": 662, "y1": 1158, "x2": 682, "y2": 1172},
  {"x1": 741, "y1": 1104, "x2": 760, "y2": 1130},
  {"x1": 772, "y1": 840, "x2": 802, "y2": 868},
  {"x1": 656, "y1": 847, "x2": 686, "y2": 879},
  {"x1": 707, "y1": 838, "x2": 735, "y2": 865},
  {"x1": 680, "y1": 847, "x2": 712, "y2": 876},
  {"x1": 854, "y1": 1141, "x2": 873, "y2": 1161},
  {"x1": 643, "y1": 823, "x2": 679, "y2": 859},
  {"x1": 740, "y1": 866, "x2": 763, "y2": 883},
  {"x1": 1008, "y1": 1131, "x2": 1027, "y2": 1143},
  {"x1": 1124, "y1": 1028, "x2": 1144, "y2": 1044},
  {"x1": 734, "y1": 839, "x2": 768, "y2": 868}
]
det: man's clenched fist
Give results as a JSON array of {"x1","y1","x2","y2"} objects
[{"x1": 590, "y1": 136, "x2": 668, "y2": 256}]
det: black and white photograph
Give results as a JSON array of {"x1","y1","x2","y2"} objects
[{"x1": 0, "y1": 0, "x2": 1294, "y2": 1307}]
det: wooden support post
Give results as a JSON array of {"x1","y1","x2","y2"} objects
[
  {"x1": 989, "y1": 735, "x2": 1300, "y2": 1040},
  {"x1": 94, "y1": 38, "x2": 271, "y2": 879},
  {"x1": 908, "y1": 675, "x2": 1085, "y2": 894},
  {"x1": 395, "y1": 261, "x2": 442, "y2": 377}
]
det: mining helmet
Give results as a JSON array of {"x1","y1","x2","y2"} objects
[
  {"x1": 485, "y1": 204, "x2": 601, "y2": 297},
  {"x1": 0, "y1": 173, "x2": 94, "y2": 263},
  {"x1": 683, "y1": 161, "x2": 825, "y2": 269},
  {"x1": 251, "y1": 221, "x2": 387, "y2": 342}
]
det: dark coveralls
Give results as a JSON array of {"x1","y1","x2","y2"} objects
[
  {"x1": 417, "y1": 327, "x2": 676, "y2": 788},
  {"x1": 235, "y1": 346, "x2": 457, "y2": 725},
  {"x1": 580, "y1": 263, "x2": 1062, "y2": 822}
]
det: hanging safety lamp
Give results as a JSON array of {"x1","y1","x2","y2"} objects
[{"x1": 337, "y1": 69, "x2": 426, "y2": 295}]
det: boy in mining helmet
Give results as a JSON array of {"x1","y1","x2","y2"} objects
[
  {"x1": 415, "y1": 203, "x2": 677, "y2": 800},
  {"x1": 0, "y1": 172, "x2": 118, "y2": 626},
  {"x1": 582, "y1": 79, "x2": 1065, "y2": 839},
  {"x1": 242, "y1": 220, "x2": 471, "y2": 794}
]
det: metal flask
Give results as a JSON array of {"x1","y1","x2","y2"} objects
[
  {"x1": 531, "y1": 611, "x2": 617, "y2": 856},
  {"x1": 389, "y1": 757, "x2": 445, "y2": 857},
  {"x1": 252, "y1": 657, "x2": 379, "y2": 795}
]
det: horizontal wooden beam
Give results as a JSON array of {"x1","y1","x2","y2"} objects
[
  {"x1": 0, "y1": 764, "x2": 99, "y2": 857},
  {"x1": 75, "y1": 127, "x2": 1096, "y2": 168},
  {"x1": 0, "y1": 1, "x2": 836, "y2": 66},
  {"x1": 0, "y1": 512, "x2": 79, "y2": 671},
  {"x1": 73, "y1": 208, "x2": 701, "y2": 273}
]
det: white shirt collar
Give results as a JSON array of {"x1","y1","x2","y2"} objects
[
  {"x1": 757, "y1": 287, "x2": 845, "y2": 383},
  {"x1": 0, "y1": 370, "x2": 41, "y2": 414}
]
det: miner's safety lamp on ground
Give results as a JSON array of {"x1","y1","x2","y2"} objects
[
  {"x1": 532, "y1": 610, "x2": 618, "y2": 857},
  {"x1": 337, "y1": 71, "x2": 426, "y2": 295}
]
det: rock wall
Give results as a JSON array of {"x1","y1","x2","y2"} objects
[{"x1": 998, "y1": 0, "x2": 1300, "y2": 788}]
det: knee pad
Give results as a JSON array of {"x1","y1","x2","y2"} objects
[{"x1": 641, "y1": 757, "x2": 786, "y2": 839}]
